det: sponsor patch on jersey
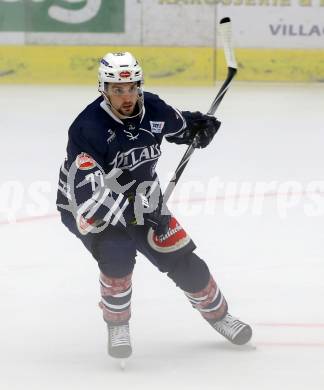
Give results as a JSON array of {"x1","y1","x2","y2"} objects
[
  {"x1": 76, "y1": 153, "x2": 96, "y2": 170},
  {"x1": 119, "y1": 70, "x2": 131, "y2": 78},
  {"x1": 150, "y1": 121, "x2": 165, "y2": 134},
  {"x1": 109, "y1": 144, "x2": 161, "y2": 171},
  {"x1": 147, "y1": 217, "x2": 191, "y2": 253}
]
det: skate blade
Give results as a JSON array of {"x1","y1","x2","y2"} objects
[
  {"x1": 119, "y1": 359, "x2": 126, "y2": 370},
  {"x1": 111, "y1": 357, "x2": 128, "y2": 370},
  {"x1": 249, "y1": 342, "x2": 257, "y2": 350}
]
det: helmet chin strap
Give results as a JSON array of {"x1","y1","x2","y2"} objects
[{"x1": 102, "y1": 89, "x2": 144, "y2": 120}]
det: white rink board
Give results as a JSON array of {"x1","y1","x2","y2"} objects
[
  {"x1": 1, "y1": 0, "x2": 324, "y2": 48},
  {"x1": 143, "y1": 0, "x2": 324, "y2": 49}
]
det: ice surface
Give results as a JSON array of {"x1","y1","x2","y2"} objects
[{"x1": 1, "y1": 83, "x2": 324, "y2": 390}]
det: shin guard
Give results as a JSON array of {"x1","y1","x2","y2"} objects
[
  {"x1": 98, "y1": 272, "x2": 132, "y2": 324},
  {"x1": 184, "y1": 275, "x2": 228, "y2": 322}
]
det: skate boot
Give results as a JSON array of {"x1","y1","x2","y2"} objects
[
  {"x1": 107, "y1": 322, "x2": 132, "y2": 359},
  {"x1": 210, "y1": 313, "x2": 252, "y2": 345}
]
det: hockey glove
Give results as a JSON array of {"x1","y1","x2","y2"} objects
[
  {"x1": 144, "y1": 209, "x2": 171, "y2": 236},
  {"x1": 169, "y1": 111, "x2": 221, "y2": 149},
  {"x1": 130, "y1": 193, "x2": 171, "y2": 236}
]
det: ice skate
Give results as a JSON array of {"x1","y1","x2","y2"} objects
[
  {"x1": 107, "y1": 322, "x2": 132, "y2": 359},
  {"x1": 210, "y1": 313, "x2": 252, "y2": 345}
]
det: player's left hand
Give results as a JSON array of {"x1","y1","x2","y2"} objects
[
  {"x1": 183, "y1": 111, "x2": 221, "y2": 148},
  {"x1": 144, "y1": 210, "x2": 171, "y2": 236},
  {"x1": 130, "y1": 193, "x2": 171, "y2": 236}
]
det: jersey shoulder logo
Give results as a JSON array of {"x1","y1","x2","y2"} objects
[
  {"x1": 150, "y1": 121, "x2": 165, "y2": 134},
  {"x1": 75, "y1": 153, "x2": 96, "y2": 170}
]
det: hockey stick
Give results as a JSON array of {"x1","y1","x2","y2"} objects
[{"x1": 163, "y1": 17, "x2": 238, "y2": 204}]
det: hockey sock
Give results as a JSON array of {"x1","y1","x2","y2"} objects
[
  {"x1": 184, "y1": 275, "x2": 228, "y2": 322},
  {"x1": 99, "y1": 272, "x2": 132, "y2": 324}
]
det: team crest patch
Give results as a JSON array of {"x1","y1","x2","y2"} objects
[
  {"x1": 147, "y1": 217, "x2": 191, "y2": 253},
  {"x1": 150, "y1": 121, "x2": 165, "y2": 134},
  {"x1": 76, "y1": 153, "x2": 96, "y2": 170}
]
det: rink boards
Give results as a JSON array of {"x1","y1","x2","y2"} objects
[
  {"x1": 1, "y1": 1, "x2": 324, "y2": 85},
  {"x1": 1, "y1": 46, "x2": 324, "y2": 85}
]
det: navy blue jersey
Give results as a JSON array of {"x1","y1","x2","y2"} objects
[{"x1": 56, "y1": 91, "x2": 187, "y2": 226}]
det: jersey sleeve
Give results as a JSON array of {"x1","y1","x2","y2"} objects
[
  {"x1": 162, "y1": 106, "x2": 187, "y2": 140},
  {"x1": 159, "y1": 103, "x2": 198, "y2": 146}
]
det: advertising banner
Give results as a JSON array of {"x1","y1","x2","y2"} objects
[
  {"x1": 146, "y1": 0, "x2": 324, "y2": 49},
  {"x1": 0, "y1": 0, "x2": 124, "y2": 33},
  {"x1": 0, "y1": 0, "x2": 323, "y2": 48},
  {"x1": 0, "y1": 0, "x2": 323, "y2": 83},
  {"x1": 0, "y1": 45, "x2": 214, "y2": 85}
]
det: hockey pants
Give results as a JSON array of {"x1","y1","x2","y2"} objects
[{"x1": 60, "y1": 211, "x2": 228, "y2": 324}]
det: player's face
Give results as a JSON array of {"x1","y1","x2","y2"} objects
[{"x1": 106, "y1": 82, "x2": 139, "y2": 116}]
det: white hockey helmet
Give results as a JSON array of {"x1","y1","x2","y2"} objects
[{"x1": 98, "y1": 52, "x2": 143, "y2": 93}]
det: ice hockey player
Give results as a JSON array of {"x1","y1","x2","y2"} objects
[{"x1": 56, "y1": 51, "x2": 252, "y2": 360}]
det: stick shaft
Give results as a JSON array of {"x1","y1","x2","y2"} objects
[
  {"x1": 163, "y1": 68, "x2": 236, "y2": 203},
  {"x1": 163, "y1": 18, "x2": 237, "y2": 203}
]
